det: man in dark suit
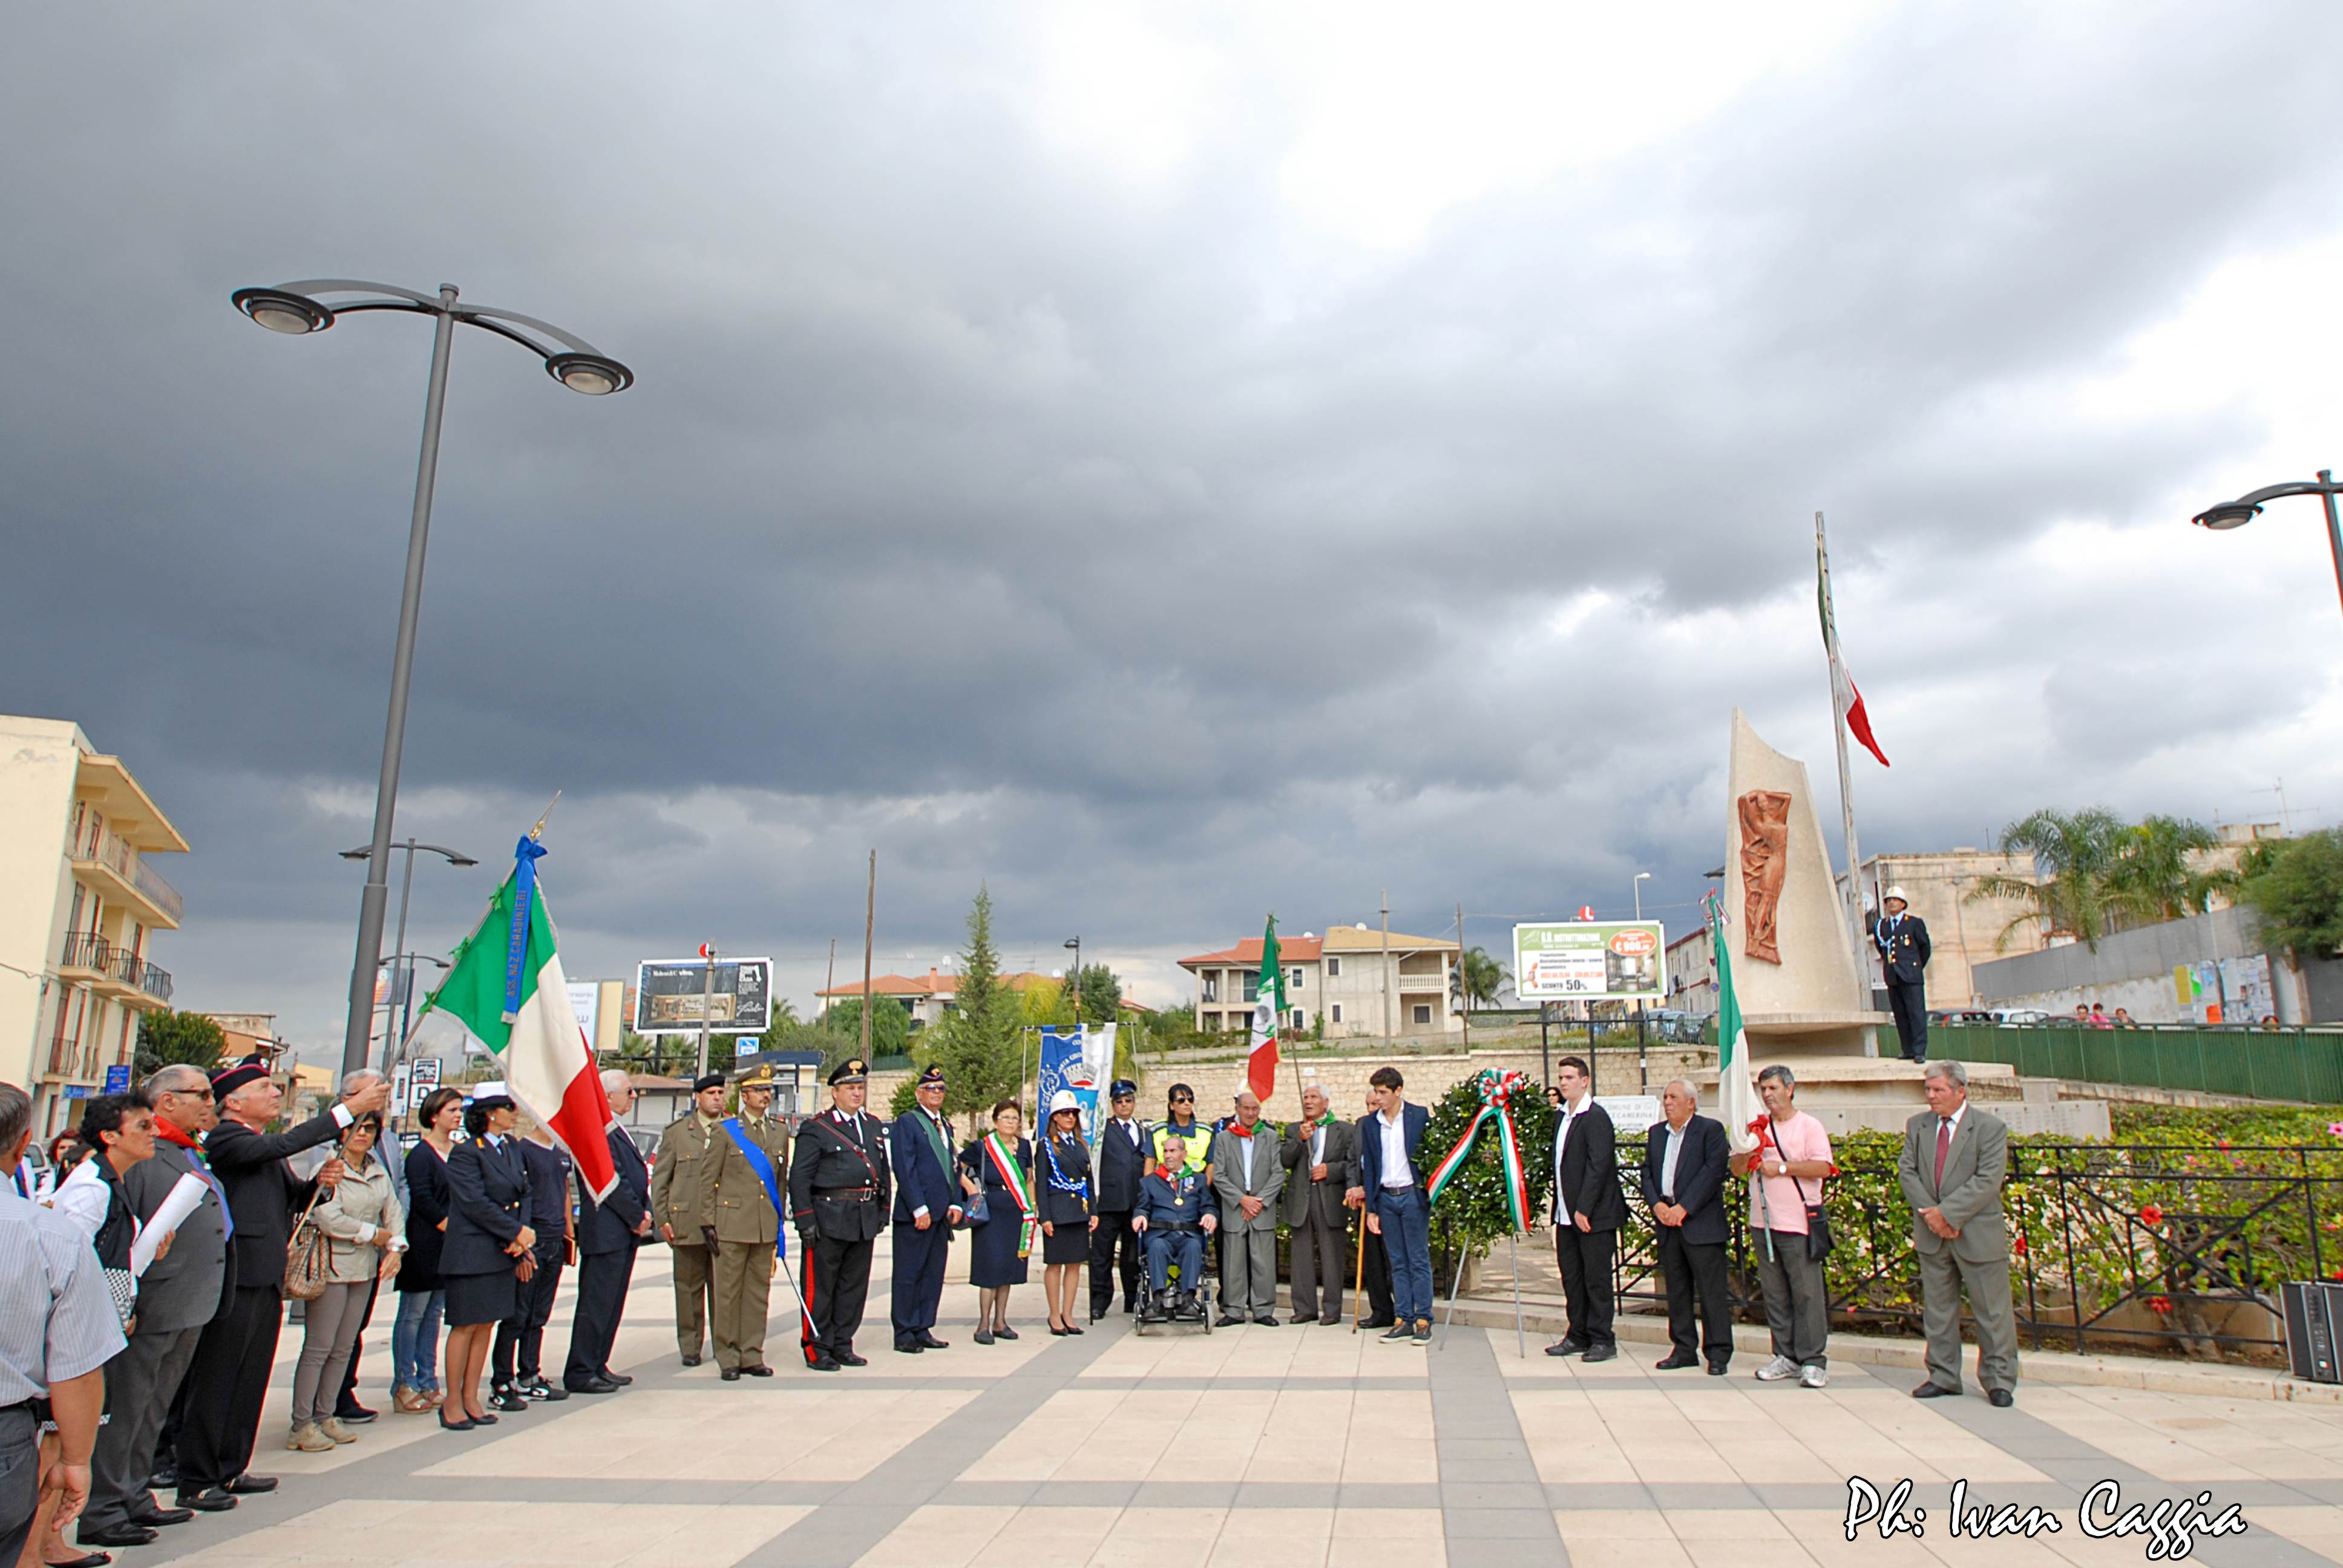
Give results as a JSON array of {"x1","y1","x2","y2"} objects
[
  {"x1": 1348, "y1": 1065, "x2": 1434, "y2": 1343},
  {"x1": 1873, "y1": 886, "x2": 1933, "y2": 1063},
  {"x1": 177, "y1": 1059, "x2": 387, "y2": 1512},
  {"x1": 1280, "y1": 1083, "x2": 1357, "y2": 1325},
  {"x1": 1898, "y1": 1060, "x2": 2017, "y2": 1406},
  {"x1": 565, "y1": 1070, "x2": 651, "y2": 1393},
  {"x1": 1545, "y1": 1055, "x2": 1628, "y2": 1362},
  {"x1": 889, "y1": 1064, "x2": 962, "y2": 1354},
  {"x1": 787, "y1": 1059, "x2": 891, "y2": 1371},
  {"x1": 77, "y1": 1065, "x2": 227, "y2": 1548},
  {"x1": 1088, "y1": 1079, "x2": 1147, "y2": 1321},
  {"x1": 1641, "y1": 1079, "x2": 1732, "y2": 1375}
]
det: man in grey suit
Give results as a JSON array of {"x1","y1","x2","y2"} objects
[
  {"x1": 1280, "y1": 1085, "x2": 1357, "y2": 1325},
  {"x1": 1209, "y1": 1091, "x2": 1287, "y2": 1327},
  {"x1": 77, "y1": 1065, "x2": 230, "y2": 1548},
  {"x1": 1896, "y1": 1059, "x2": 2018, "y2": 1407}
]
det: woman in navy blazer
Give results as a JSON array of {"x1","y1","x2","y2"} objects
[{"x1": 437, "y1": 1093, "x2": 534, "y2": 1430}]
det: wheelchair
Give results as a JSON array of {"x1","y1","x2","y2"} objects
[{"x1": 1132, "y1": 1224, "x2": 1214, "y2": 1335}]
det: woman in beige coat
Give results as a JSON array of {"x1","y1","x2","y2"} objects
[{"x1": 289, "y1": 1112, "x2": 407, "y2": 1451}]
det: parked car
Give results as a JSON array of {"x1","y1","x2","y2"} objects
[
  {"x1": 1991, "y1": 1008, "x2": 2052, "y2": 1025},
  {"x1": 1927, "y1": 1008, "x2": 1999, "y2": 1027}
]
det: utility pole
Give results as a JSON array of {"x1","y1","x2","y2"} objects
[
  {"x1": 695, "y1": 942, "x2": 718, "y2": 1081},
  {"x1": 860, "y1": 850, "x2": 877, "y2": 1059},
  {"x1": 822, "y1": 937, "x2": 836, "y2": 1025},
  {"x1": 1380, "y1": 890, "x2": 1392, "y2": 1047},
  {"x1": 1457, "y1": 901, "x2": 1470, "y2": 1051}
]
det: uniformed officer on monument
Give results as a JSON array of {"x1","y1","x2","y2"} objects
[
  {"x1": 695, "y1": 1063, "x2": 789, "y2": 1380},
  {"x1": 649, "y1": 1071, "x2": 727, "y2": 1367},
  {"x1": 787, "y1": 1058, "x2": 891, "y2": 1372}
]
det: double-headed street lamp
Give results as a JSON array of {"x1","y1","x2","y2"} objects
[
  {"x1": 2190, "y1": 469, "x2": 2343, "y2": 621},
  {"x1": 1632, "y1": 871, "x2": 1652, "y2": 921},
  {"x1": 341, "y1": 839, "x2": 476, "y2": 1068},
  {"x1": 1064, "y1": 937, "x2": 1082, "y2": 1021},
  {"x1": 234, "y1": 279, "x2": 633, "y2": 1074}
]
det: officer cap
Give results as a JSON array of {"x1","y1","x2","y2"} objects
[
  {"x1": 1884, "y1": 885, "x2": 1910, "y2": 904},
  {"x1": 737, "y1": 1063, "x2": 778, "y2": 1089},
  {"x1": 917, "y1": 1063, "x2": 946, "y2": 1086},
  {"x1": 693, "y1": 1071, "x2": 727, "y2": 1093},
  {"x1": 1109, "y1": 1079, "x2": 1138, "y2": 1099},
  {"x1": 828, "y1": 1058, "x2": 868, "y2": 1086},
  {"x1": 208, "y1": 1054, "x2": 270, "y2": 1100},
  {"x1": 467, "y1": 1079, "x2": 518, "y2": 1112}
]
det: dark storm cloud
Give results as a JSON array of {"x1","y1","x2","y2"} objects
[{"x1": 5, "y1": 2, "x2": 2342, "y2": 1036}]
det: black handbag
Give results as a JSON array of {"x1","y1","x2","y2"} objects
[{"x1": 1797, "y1": 1174, "x2": 1833, "y2": 1261}]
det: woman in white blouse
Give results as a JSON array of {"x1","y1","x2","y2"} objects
[{"x1": 287, "y1": 1112, "x2": 407, "y2": 1452}]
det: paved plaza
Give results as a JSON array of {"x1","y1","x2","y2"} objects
[{"x1": 120, "y1": 1246, "x2": 2343, "y2": 1568}]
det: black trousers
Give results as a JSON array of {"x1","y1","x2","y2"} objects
[
  {"x1": 82, "y1": 1322, "x2": 203, "y2": 1534},
  {"x1": 1657, "y1": 1227, "x2": 1732, "y2": 1365},
  {"x1": 1554, "y1": 1224, "x2": 1618, "y2": 1348},
  {"x1": 564, "y1": 1246, "x2": 633, "y2": 1386},
  {"x1": 1089, "y1": 1210, "x2": 1141, "y2": 1315},
  {"x1": 1887, "y1": 976, "x2": 1928, "y2": 1060},
  {"x1": 1362, "y1": 1221, "x2": 1394, "y2": 1324},
  {"x1": 496, "y1": 1254, "x2": 566, "y2": 1383},
  {"x1": 890, "y1": 1222, "x2": 947, "y2": 1343},
  {"x1": 801, "y1": 1232, "x2": 874, "y2": 1362},
  {"x1": 179, "y1": 1284, "x2": 283, "y2": 1493}
]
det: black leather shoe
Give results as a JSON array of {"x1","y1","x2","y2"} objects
[
  {"x1": 993, "y1": 1326, "x2": 1018, "y2": 1341},
  {"x1": 603, "y1": 1372, "x2": 634, "y2": 1385},
  {"x1": 333, "y1": 1403, "x2": 378, "y2": 1424},
  {"x1": 490, "y1": 1389, "x2": 528, "y2": 1413},
  {"x1": 1542, "y1": 1340, "x2": 1580, "y2": 1357},
  {"x1": 175, "y1": 1489, "x2": 237, "y2": 1513},
  {"x1": 834, "y1": 1350, "x2": 867, "y2": 1367},
  {"x1": 1912, "y1": 1382, "x2": 1961, "y2": 1399},
  {"x1": 79, "y1": 1523, "x2": 159, "y2": 1549},
  {"x1": 225, "y1": 1474, "x2": 277, "y2": 1495},
  {"x1": 896, "y1": 1340, "x2": 925, "y2": 1354},
  {"x1": 744, "y1": 1364, "x2": 774, "y2": 1377},
  {"x1": 1217, "y1": 1315, "x2": 1245, "y2": 1327},
  {"x1": 721, "y1": 1368, "x2": 742, "y2": 1381},
  {"x1": 972, "y1": 1328, "x2": 994, "y2": 1345},
  {"x1": 1362, "y1": 1316, "x2": 1395, "y2": 1330},
  {"x1": 1581, "y1": 1344, "x2": 1618, "y2": 1364},
  {"x1": 148, "y1": 1465, "x2": 178, "y2": 1491},
  {"x1": 1655, "y1": 1352, "x2": 1699, "y2": 1370},
  {"x1": 564, "y1": 1376, "x2": 620, "y2": 1394},
  {"x1": 807, "y1": 1354, "x2": 841, "y2": 1371},
  {"x1": 680, "y1": 1354, "x2": 702, "y2": 1367},
  {"x1": 1988, "y1": 1388, "x2": 2015, "y2": 1408},
  {"x1": 129, "y1": 1504, "x2": 194, "y2": 1527},
  {"x1": 1253, "y1": 1315, "x2": 1280, "y2": 1327},
  {"x1": 917, "y1": 1333, "x2": 949, "y2": 1350},
  {"x1": 1707, "y1": 1363, "x2": 1729, "y2": 1377}
]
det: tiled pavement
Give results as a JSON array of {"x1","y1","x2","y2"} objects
[{"x1": 116, "y1": 1246, "x2": 2343, "y2": 1567}]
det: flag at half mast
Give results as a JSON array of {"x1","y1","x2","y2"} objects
[
  {"x1": 1709, "y1": 890, "x2": 1760, "y2": 1157},
  {"x1": 1247, "y1": 914, "x2": 1285, "y2": 1102},
  {"x1": 417, "y1": 835, "x2": 618, "y2": 1201}
]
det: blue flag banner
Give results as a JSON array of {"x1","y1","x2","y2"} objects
[
  {"x1": 501, "y1": 836, "x2": 549, "y2": 1023},
  {"x1": 1035, "y1": 1026, "x2": 1101, "y2": 1144}
]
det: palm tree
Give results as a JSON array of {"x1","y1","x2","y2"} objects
[
  {"x1": 1460, "y1": 947, "x2": 1506, "y2": 1011},
  {"x1": 2110, "y1": 815, "x2": 2238, "y2": 924},
  {"x1": 1968, "y1": 807, "x2": 2132, "y2": 952}
]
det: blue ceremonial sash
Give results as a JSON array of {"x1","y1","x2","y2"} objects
[{"x1": 721, "y1": 1117, "x2": 787, "y2": 1259}]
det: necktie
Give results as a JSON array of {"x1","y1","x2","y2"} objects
[{"x1": 1933, "y1": 1117, "x2": 1952, "y2": 1187}]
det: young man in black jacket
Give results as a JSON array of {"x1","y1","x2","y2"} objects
[{"x1": 1545, "y1": 1056, "x2": 1628, "y2": 1362}]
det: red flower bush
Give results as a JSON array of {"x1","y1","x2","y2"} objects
[
  {"x1": 2149, "y1": 1295, "x2": 2173, "y2": 1315},
  {"x1": 2138, "y1": 1203, "x2": 2164, "y2": 1227}
]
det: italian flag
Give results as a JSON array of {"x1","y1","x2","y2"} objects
[
  {"x1": 1247, "y1": 914, "x2": 1285, "y2": 1102},
  {"x1": 1712, "y1": 893, "x2": 1760, "y2": 1157},
  {"x1": 417, "y1": 837, "x2": 617, "y2": 1201}
]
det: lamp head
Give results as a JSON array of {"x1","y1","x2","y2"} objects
[
  {"x1": 2192, "y1": 501, "x2": 2263, "y2": 531},
  {"x1": 232, "y1": 287, "x2": 333, "y2": 335},
  {"x1": 545, "y1": 352, "x2": 632, "y2": 396}
]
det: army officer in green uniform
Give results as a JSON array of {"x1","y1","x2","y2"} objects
[
  {"x1": 695, "y1": 1063, "x2": 790, "y2": 1380},
  {"x1": 649, "y1": 1071, "x2": 726, "y2": 1367}
]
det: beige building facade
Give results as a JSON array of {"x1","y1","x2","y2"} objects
[
  {"x1": 0, "y1": 716, "x2": 188, "y2": 1138},
  {"x1": 1179, "y1": 924, "x2": 1461, "y2": 1040},
  {"x1": 1839, "y1": 848, "x2": 2043, "y2": 1008}
]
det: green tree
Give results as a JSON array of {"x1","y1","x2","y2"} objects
[
  {"x1": 1970, "y1": 807, "x2": 2134, "y2": 951},
  {"x1": 2111, "y1": 815, "x2": 2240, "y2": 924},
  {"x1": 822, "y1": 998, "x2": 909, "y2": 1064},
  {"x1": 1072, "y1": 962, "x2": 1122, "y2": 1024},
  {"x1": 2241, "y1": 829, "x2": 2343, "y2": 965},
  {"x1": 134, "y1": 1009, "x2": 226, "y2": 1078},
  {"x1": 1460, "y1": 947, "x2": 1506, "y2": 1011},
  {"x1": 936, "y1": 887, "x2": 1024, "y2": 1117}
]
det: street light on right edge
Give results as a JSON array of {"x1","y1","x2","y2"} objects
[
  {"x1": 2190, "y1": 469, "x2": 2343, "y2": 622},
  {"x1": 1633, "y1": 871, "x2": 1652, "y2": 921}
]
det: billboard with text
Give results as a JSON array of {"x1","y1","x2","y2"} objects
[
  {"x1": 1513, "y1": 921, "x2": 1667, "y2": 1003},
  {"x1": 631, "y1": 957, "x2": 773, "y2": 1036}
]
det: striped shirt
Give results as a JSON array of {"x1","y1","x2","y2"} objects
[{"x1": 0, "y1": 1190, "x2": 126, "y2": 1405}]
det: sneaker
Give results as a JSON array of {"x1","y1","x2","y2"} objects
[
  {"x1": 317, "y1": 1417, "x2": 359, "y2": 1445},
  {"x1": 1800, "y1": 1364, "x2": 1829, "y2": 1390},
  {"x1": 1381, "y1": 1323, "x2": 1414, "y2": 1341},
  {"x1": 1412, "y1": 1319, "x2": 1433, "y2": 1343},
  {"x1": 285, "y1": 1423, "x2": 334, "y2": 1453},
  {"x1": 1754, "y1": 1354, "x2": 1800, "y2": 1381}
]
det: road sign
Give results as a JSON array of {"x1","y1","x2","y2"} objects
[
  {"x1": 392, "y1": 1063, "x2": 412, "y2": 1115},
  {"x1": 410, "y1": 1057, "x2": 443, "y2": 1089},
  {"x1": 103, "y1": 1065, "x2": 131, "y2": 1094},
  {"x1": 1513, "y1": 920, "x2": 1668, "y2": 1003}
]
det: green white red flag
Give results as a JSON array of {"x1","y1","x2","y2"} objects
[
  {"x1": 1247, "y1": 914, "x2": 1285, "y2": 1102},
  {"x1": 1710, "y1": 890, "x2": 1760, "y2": 1157},
  {"x1": 417, "y1": 838, "x2": 617, "y2": 1201}
]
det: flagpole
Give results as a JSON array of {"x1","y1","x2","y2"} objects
[{"x1": 1816, "y1": 511, "x2": 1869, "y2": 1001}]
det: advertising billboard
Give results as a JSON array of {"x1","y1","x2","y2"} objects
[
  {"x1": 1513, "y1": 921, "x2": 1667, "y2": 1003},
  {"x1": 632, "y1": 957, "x2": 773, "y2": 1036}
]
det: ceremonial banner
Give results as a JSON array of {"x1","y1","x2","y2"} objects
[
  {"x1": 418, "y1": 838, "x2": 618, "y2": 1201},
  {"x1": 1711, "y1": 890, "x2": 1760, "y2": 1157},
  {"x1": 1035, "y1": 1025, "x2": 1101, "y2": 1138},
  {"x1": 1248, "y1": 915, "x2": 1285, "y2": 1102}
]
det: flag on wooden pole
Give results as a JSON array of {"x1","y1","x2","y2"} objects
[{"x1": 1247, "y1": 915, "x2": 1285, "y2": 1102}]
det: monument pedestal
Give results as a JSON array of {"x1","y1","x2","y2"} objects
[
  {"x1": 1692, "y1": 1050, "x2": 2022, "y2": 1135},
  {"x1": 1745, "y1": 1010, "x2": 1893, "y2": 1057}
]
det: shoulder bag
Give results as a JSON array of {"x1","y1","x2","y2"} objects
[{"x1": 284, "y1": 1189, "x2": 332, "y2": 1301}]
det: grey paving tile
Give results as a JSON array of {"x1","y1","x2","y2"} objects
[
  {"x1": 1446, "y1": 1507, "x2": 1566, "y2": 1538},
  {"x1": 1442, "y1": 1480, "x2": 1550, "y2": 1509}
]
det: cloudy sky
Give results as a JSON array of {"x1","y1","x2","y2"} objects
[{"x1": 7, "y1": 2, "x2": 2342, "y2": 1051}]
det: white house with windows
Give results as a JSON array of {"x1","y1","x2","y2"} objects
[{"x1": 1177, "y1": 924, "x2": 1461, "y2": 1040}]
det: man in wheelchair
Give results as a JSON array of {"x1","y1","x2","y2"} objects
[{"x1": 1132, "y1": 1134, "x2": 1217, "y2": 1324}]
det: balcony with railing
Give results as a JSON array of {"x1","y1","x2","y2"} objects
[
  {"x1": 1397, "y1": 970, "x2": 1447, "y2": 993},
  {"x1": 56, "y1": 933, "x2": 172, "y2": 1005},
  {"x1": 58, "y1": 931, "x2": 111, "y2": 976},
  {"x1": 116, "y1": 946, "x2": 172, "y2": 1004},
  {"x1": 69, "y1": 824, "x2": 184, "y2": 926}
]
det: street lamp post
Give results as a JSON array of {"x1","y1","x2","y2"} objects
[
  {"x1": 1632, "y1": 871, "x2": 1652, "y2": 921},
  {"x1": 235, "y1": 279, "x2": 632, "y2": 1076},
  {"x1": 1064, "y1": 938, "x2": 1082, "y2": 1022},
  {"x1": 341, "y1": 839, "x2": 477, "y2": 1070},
  {"x1": 2191, "y1": 470, "x2": 2343, "y2": 621}
]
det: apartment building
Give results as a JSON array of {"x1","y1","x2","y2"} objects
[
  {"x1": 0, "y1": 716, "x2": 188, "y2": 1137},
  {"x1": 818, "y1": 969, "x2": 1068, "y2": 1030},
  {"x1": 1178, "y1": 924, "x2": 1461, "y2": 1039}
]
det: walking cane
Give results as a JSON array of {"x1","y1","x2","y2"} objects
[{"x1": 1351, "y1": 1201, "x2": 1369, "y2": 1333}]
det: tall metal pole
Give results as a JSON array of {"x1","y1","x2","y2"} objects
[
  {"x1": 696, "y1": 946, "x2": 716, "y2": 1082},
  {"x1": 860, "y1": 851, "x2": 877, "y2": 1059},
  {"x1": 1380, "y1": 890, "x2": 1392, "y2": 1047},
  {"x1": 1457, "y1": 901, "x2": 1469, "y2": 1051},
  {"x1": 1817, "y1": 511, "x2": 1869, "y2": 1004},
  {"x1": 822, "y1": 938, "x2": 836, "y2": 1025},
  {"x1": 341, "y1": 286, "x2": 459, "y2": 1075},
  {"x1": 388, "y1": 841, "x2": 418, "y2": 1071},
  {"x1": 2321, "y1": 470, "x2": 2343, "y2": 620}
]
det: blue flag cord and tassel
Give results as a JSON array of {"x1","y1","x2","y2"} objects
[{"x1": 501, "y1": 835, "x2": 548, "y2": 1024}]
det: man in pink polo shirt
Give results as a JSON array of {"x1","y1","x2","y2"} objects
[{"x1": 1728, "y1": 1064, "x2": 1834, "y2": 1388}]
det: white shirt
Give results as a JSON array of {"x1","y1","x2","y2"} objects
[
  {"x1": 1235, "y1": 1126, "x2": 1257, "y2": 1185},
  {"x1": 1659, "y1": 1118, "x2": 1689, "y2": 1200},
  {"x1": 1309, "y1": 1123, "x2": 1327, "y2": 1166},
  {"x1": 48, "y1": 1160, "x2": 112, "y2": 1242},
  {"x1": 1378, "y1": 1106, "x2": 1412, "y2": 1189},
  {"x1": 1553, "y1": 1093, "x2": 1591, "y2": 1220},
  {"x1": 1935, "y1": 1102, "x2": 1968, "y2": 1143},
  {"x1": 1113, "y1": 1117, "x2": 1141, "y2": 1149}
]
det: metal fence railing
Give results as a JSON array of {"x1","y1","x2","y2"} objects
[{"x1": 1933, "y1": 1022, "x2": 2343, "y2": 1103}]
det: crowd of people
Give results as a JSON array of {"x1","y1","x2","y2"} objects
[{"x1": 4, "y1": 1039, "x2": 2024, "y2": 1561}]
